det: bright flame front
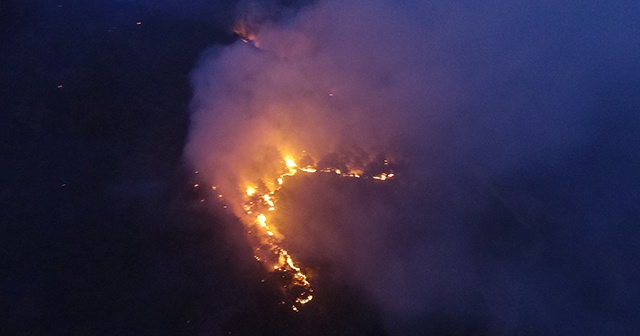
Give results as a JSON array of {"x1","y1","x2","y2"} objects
[{"x1": 218, "y1": 152, "x2": 396, "y2": 312}]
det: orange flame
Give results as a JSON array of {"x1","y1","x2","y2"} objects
[{"x1": 231, "y1": 151, "x2": 395, "y2": 311}]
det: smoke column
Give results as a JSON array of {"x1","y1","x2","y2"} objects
[{"x1": 185, "y1": 0, "x2": 640, "y2": 334}]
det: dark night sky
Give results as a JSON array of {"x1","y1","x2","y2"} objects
[{"x1": 2, "y1": 0, "x2": 639, "y2": 335}]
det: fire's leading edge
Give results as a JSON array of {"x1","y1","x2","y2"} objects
[{"x1": 216, "y1": 152, "x2": 396, "y2": 312}]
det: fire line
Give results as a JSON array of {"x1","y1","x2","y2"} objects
[{"x1": 231, "y1": 153, "x2": 396, "y2": 312}]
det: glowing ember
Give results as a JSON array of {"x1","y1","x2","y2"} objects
[{"x1": 372, "y1": 173, "x2": 394, "y2": 180}]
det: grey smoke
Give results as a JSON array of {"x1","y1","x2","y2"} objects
[{"x1": 185, "y1": 0, "x2": 640, "y2": 334}]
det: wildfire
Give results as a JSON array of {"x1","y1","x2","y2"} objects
[
  {"x1": 233, "y1": 20, "x2": 259, "y2": 45},
  {"x1": 285, "y1": 157, "x2": 297, "y2": 169},
  {"x1": 246, "y1": 186, "x2": 256, "y2": 196},
  {"x1": 213, "y1": 151, "x2": 396, "y2": 312},
  {"x1": 372, "y1": 172, "x2": 395, "y2": 180}
]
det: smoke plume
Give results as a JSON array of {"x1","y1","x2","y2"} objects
[{"x1": 185, "y1": 0, "x2": 640, "y2": 334}]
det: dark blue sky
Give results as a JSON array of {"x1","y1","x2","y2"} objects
[{"x1": 2, "y1": 0, "x2": 639, "y2": 335}]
